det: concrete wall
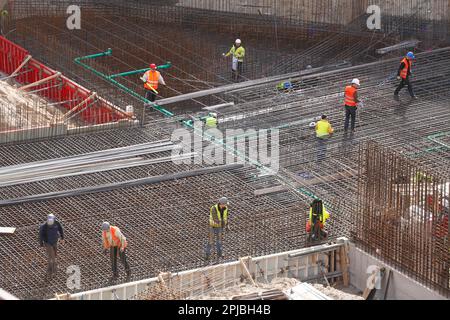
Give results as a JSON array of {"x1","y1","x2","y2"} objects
[
  {"x1": 0, "y1": 124, "x2": 67, "y2": 144},
  {"x1": 62, "y1": 243, "x2": 347, "y2": 300},
  {"x1": 348, "y1": 243, "x2": 448, "y2": 300},
  {"x1": 176, "y1": 0, "x2": 358, "y2": 24},
  {"x1": 177, "y1": 0, "x2": 450, "y2": 22},
  {"x1": 0, "y1": 120, "x2": 137, "y2": 144}
]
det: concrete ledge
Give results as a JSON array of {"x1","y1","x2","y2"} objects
[{"x1": 348, "y1": 243, "x2": 448, "y2": 300}]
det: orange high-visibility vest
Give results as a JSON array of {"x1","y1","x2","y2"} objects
[
  {"x1": 400, "y1": 58, "x2": 411, "y2": 79},
  {"x1": 103, "y1": 226, "x2": 127, "y2": 249},
  {"x1": 344, "y1": 85, "x2": 357, "y2": 107},
  {"x1": 144, "y1": 70, "x2": 161, "y2": 91}
]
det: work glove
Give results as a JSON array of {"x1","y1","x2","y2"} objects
[
  {"x1": 59, "y1": 239, "x2": 65, "y2": 245},
  {"x1": 397, "y1": 76, "x2": 401, "y2": 80},
  {"x1": 140, "y1": 76, "x2": 146, "y2": 82}
]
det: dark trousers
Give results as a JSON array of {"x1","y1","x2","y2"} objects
[
  {"x1": 316, "y1": 137, "x2": 327, "y2": 162},
  {"x1": 145, "y1": 89, "x2": 156, "y2": 102},
  {"x1": 310, "y1": 221, "x2": 327, "y2": 241},
  {"x1": 110, "y1": 247, "x2": 130, "y2": 277},
  {"x1": 394, "y1": 77, "x2": 415, "y2": 97},
  {"x1": 45, "y1": 243, "x2": 58, "y2": 275},
  {"x1": 232, "y1": 62, "x2": 243, "y2": 82},
  {"x1": 344, "y1": 105, "x2": 357, "y2": 131}
]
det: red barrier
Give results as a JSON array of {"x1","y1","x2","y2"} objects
[{"x1": 0, "y1": 36, "x2": 129, "y2": 124}]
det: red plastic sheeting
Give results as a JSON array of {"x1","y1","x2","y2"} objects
[{"x1": 0, "y1": 36, "x2": 129, "y2": 124}]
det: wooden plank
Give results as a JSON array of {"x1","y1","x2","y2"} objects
[
  {"x1": 239, "y1": 257, "x2": 258, "y2": 287},
  {"x1": 0, "y1": 227, "x2": 16, "y2": 234},
  {"x1": 339, "y1": 246, "x2": 349, "y2": 287}
]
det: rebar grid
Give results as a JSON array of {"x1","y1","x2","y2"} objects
[
  {"x1": 355, "y1": 141, "x2": 449, "y2": 297},
  {"x1": 0, "y1": 165, "x2": 306, "y2": 299}
]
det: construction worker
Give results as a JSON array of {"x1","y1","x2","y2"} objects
[
  {"x1": 140, "y1": 63, "x2": 166, "y2": 103},
  {"x1": 39, "y1": 214, "x2": 64, "y2": 279},
  {"x1": 276, "y1": 81, "x2": 294, "y2": 91},
  {"x1": 394, "y1": 51, "x2": 417, "y2": 100},
  {"x1": 315, "y1": 115, "x2": 334, "y2": 162},
  {"x1": 205, "y1": 197, "x2": 230, "y2": 261},
  {"x1": 223, "y1": 39, "x2": 245, "y2": 82},
  {"x1": 307, "y1": 199, "x2": 330, "y2": 241},
  {"x1": 344, "y1": 78, "x2": 360, "y2": 133},
  {"x1": 204, "y1": 112, "x2": 218, "y2": 128},
  {"x1": 101, "y1": 221, "x2": 131, "y2": 281}
]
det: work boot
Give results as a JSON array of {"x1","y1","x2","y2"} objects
[
  {"x1": 394, "y1": 94, "x2": 400, "y2": 101},
  {"x1": 412, "y1": 95, "x2": 418, "y2": 99}
]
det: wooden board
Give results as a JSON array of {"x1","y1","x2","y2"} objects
[{"x1": 0, "y1": 227, "x2": 16, "y2": 234}]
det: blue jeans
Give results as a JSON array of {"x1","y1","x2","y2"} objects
[{"x1": 205, "y1": 227, "x2": 223, "y2": 258}]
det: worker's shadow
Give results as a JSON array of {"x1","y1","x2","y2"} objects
[
  {"x1": 340, "y1": 132, "x2": 356, "y2": 153},
  {"x1": 393, "y1": 98, "x2": 412, "y2": 118}
]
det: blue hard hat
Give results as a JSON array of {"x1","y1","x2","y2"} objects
[{"x1": 407, "y1": 52, "x2": 415, "y2": 59}]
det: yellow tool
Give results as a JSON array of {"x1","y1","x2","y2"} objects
[{"x1": 148, "y1": 85, "x2": 159, "y2": 95}]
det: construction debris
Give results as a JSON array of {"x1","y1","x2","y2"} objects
[{"x1": 311, "y1": 284, "x2": 363, "y2": 300}]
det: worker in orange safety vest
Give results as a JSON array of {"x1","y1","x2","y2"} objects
[
  {"x1": 102, "y1": 221, "x2": 131, "y2": 281},
  {"x1": 394, "y1": 52, "x2": 417, "y2": 99},
  {"x1": 343, "y1": 78, "x2": 361, "y2": 133},
  {"x1": 140, "y1": 63, "x2": 166, "y2": 103}
]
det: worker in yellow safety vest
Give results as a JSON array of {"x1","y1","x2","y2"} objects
[
  {"x1": 223, "y1": 39, "x2": 245, "y2": 83},
  {"x1": 205, "y1": 112, "x2": 218, "y2": 128},
  {"x1": 140, "y1": 63, "x2": 166, "y2": 103},
  {"x1": 205, "y1": 197, "x2": 230, "y2": 261},
  {"x1": 315, "y1": 115, "x2": 334, "y2": 162},
  {"x1": 102, "y1": 222, "x2": 131, "y2": 281},
  {"x1": 306, "y1": 199, "x2": 330, "y2": 241}
]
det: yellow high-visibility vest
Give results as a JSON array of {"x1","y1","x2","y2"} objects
[
  {"x1": 209, "y1": 204, "x2": 228, "y2": 228},
  {"x1": 226, "y1": 46, "x2": 245, "y2": 62},
  {"x1": 205, "y1": 117, "x2": 217, "y2": 128},
  {"x1": 315, "y1": 120, "x2": 333, "y2": 138},
  {"x1": 309, "y1": 205, "x2": 330, "y2": 226}
]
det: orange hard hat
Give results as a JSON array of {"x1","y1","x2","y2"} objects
[{"x1": 150, "y1": 63, "x2": 157, "y2": 70}]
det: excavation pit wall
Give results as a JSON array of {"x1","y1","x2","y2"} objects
[{"x1": 58, "y1": 238, "x2": 448, "y2": 300}]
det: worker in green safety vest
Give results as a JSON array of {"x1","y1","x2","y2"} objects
[
  {"x1": 223, "y1": 39, "x2": 245, "y2": 83},
  {"x1": 205, "y1": 197, "x2": 230, "y2": 261},
  {"x1": 204, "y1": 112, "x2": 218, "y2": 128}
]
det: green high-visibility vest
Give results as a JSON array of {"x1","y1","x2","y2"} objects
[
  {"x1": 227, "y1": 45, "x2": 245, "y2": 62},
  {"x1": 210, "y1": 204, "x2": 228, "y2": 228},
  {"x1": 205, "y1": 117, "x2": 217, "y2": 128}
]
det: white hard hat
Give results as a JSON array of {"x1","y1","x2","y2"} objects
[
  {"x1": 352, "y1": 78, "x2": 360, "y2": 86},
  {"x1": 309, "y1": 122, "x2": 316, "y2": 128},
  {"x1": 209, "y1": 112, "x2": 218, "y2": 118},
  {"x1": 235, "y1": 39, "x2": 241, "y2": 44}
]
